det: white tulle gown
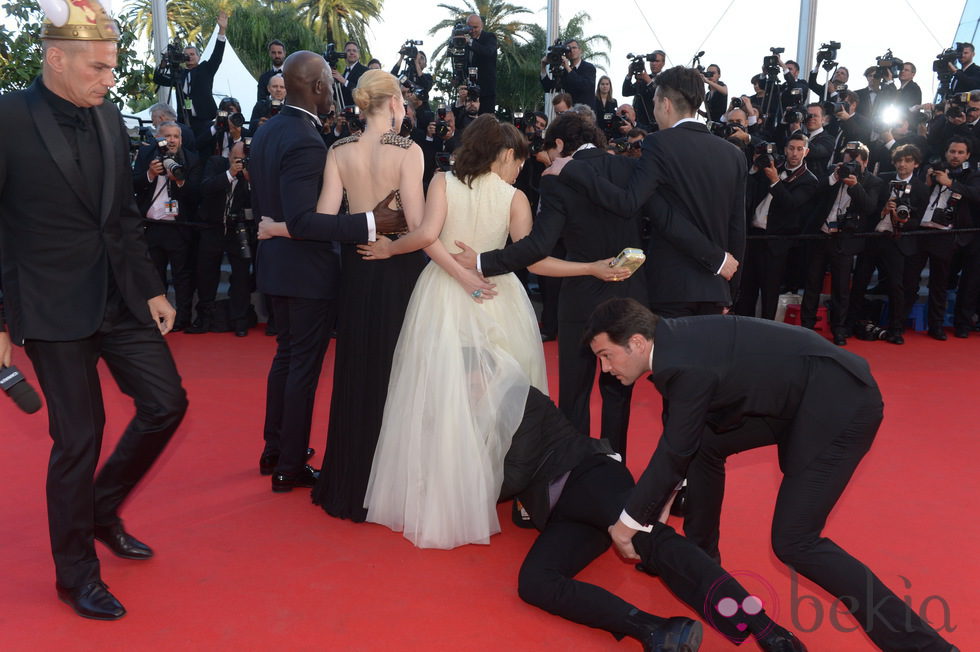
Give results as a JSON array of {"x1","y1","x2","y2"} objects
[{"x1": 363, "y1": 171, "x2": 549, "y2": 549}]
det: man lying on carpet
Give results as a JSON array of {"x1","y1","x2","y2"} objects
[
  {"x1": 498, "y1": 385, "x2": 805, "y2": 651},
  {"x1": 587, "y1": 298, "x2": 958, "y2": 652}
]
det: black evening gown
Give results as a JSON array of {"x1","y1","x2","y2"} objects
[{"x1": 312, "y1": 239, "x2": 426, "y2": 521}]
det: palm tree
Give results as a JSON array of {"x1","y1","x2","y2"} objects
[
  {"x1": 293, "y1": 0, "x2": 384, "y2": 55},
  {"x1": 427, "y1": 0, "x2": 532, "y2": 66},
  {"x1": 122, "y1": 0, "x2": 216, "y2": 50}
]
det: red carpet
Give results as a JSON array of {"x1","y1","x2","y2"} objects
[{"x1": 1, "y1": 328, "x2": 977, "y2": 650}]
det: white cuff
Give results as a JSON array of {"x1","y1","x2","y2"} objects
[
  {"x1": 366, "y1": 210, "x2": 376, "y2": 242},
  {"x1": 226, "y1": 170, "x2": 235, "y2": 183},
  {"x1": 619, "y1": 509, "x2": 653, "y2": 533},
  {"x1": 217, "y1": 35, "x2": 226, "y2": 42},
  {"x1": 476, "y1": 254, "x2": 483, "y2": 275},
  {"x1": 885, "y1": 139, "x2": 896, "y2": 150},
  {"x1": 714, "y1": 252, "x2": 728, "y2": 276}
]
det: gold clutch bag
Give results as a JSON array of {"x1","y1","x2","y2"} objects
[{"x1": 609, "y1": 248, "x2": 646, "y2": 274}]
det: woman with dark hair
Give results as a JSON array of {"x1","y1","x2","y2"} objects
[
  {"x1": 593, "y1": 74, "x2": 617, "y2": 118},
  {"x1": 359, "y1": 114, "x2": 619, "y2": 548}
]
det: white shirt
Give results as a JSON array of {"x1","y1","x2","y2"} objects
[
  {"x1": 822, "y1": 172, "x2": 852, "y2": 233},
  {"x1": 146, "y1": 174, "x2": 177, "y2": 222},
  {"x1": 875, "y1": 173, "x2": 914, "y2": 233}
]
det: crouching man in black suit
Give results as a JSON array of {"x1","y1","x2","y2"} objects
[
  {"x1": 501, "y1": 385, "x2": 806, "y2": 651},
  {"x1": 587, "y1": 299, "x2": 956, "y2": 652}
]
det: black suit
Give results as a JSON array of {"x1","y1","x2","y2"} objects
[
  {"x1": 503, "y1": 388, "x2": 764, "y2": 646},
  {"x1": 800, "y1": 170, "x2": 883, "y2": 335},
  {"x1": 256, "y1": 66, "x2": 283, "y2": 102},
  {"x1": 0, "y1": 79, "x2": 187, "y2": 590},
  {"x1": 339, "y1": 61, "x2": 368, "y2": 109},
  {"x1": 154, "y1": 38, "x2": 226, "y2": 140},
  {"x1": 468, "y1": 31, "x2": 498, "y2": 112},
  {"x1": 561, "y1": 121, "x2": 746, "y2": 315},
  {"x1": 895, "y1": 80, "x2": 922, "y2": 109},
  {"x1": 850, "y1": 172, "x2": 929, "y2": 333},
  {"x1": 734, "y1": 163, "x2": 819, "y2": 320},
  {"x1": 542, "y1": 60, "x2": 597, "y2": 108},
  {"x1": 622, "y1": 75, "x2": 655, "y2": 130},
  {"x1": 627, "y1": 316, "x2": 951, "y2": 651},
  {"x1": 133, "y1": 143, "x2": 202, "y2": 325},
  {"x1": 250, "y1": 106, "x2": 370, "y2": 476},
  {"x1": 805, "y1": 129, "x2": 836, "y2": 177},
  {"x1": 951, "y1": 61, "x2": 980, "y2": 94}
]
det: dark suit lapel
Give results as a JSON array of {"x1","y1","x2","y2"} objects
[
  {"x1": 25, "y1": 83, "x2": 98, "y2": 216},
  {"x1": 91, "y1": 104, "x2": 117, "y2": 225}
]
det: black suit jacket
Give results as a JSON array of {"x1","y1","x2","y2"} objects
[
  {"x1": 155, "y1": 38, "x2": 226, "y2": 125},
  {"x1": 806, "y1": 130, "x2": 836, "y2": 177},
  {"x1": 340, "y1": 61, "x2": 368, "y2": 108},
  {"x1": 499, "y1": 387, "x2": 615, "y2": 530},
  {"x1": 256, "y1": 66, "x2": 283, "y2": 102},
  {"x1": 805, "y1": 171, "x2": 883, "y2": 255},
  {"x1": 951, "y1": 62, "x2": 980, "y2": 94},
  {"x1": 626, "y1": 315, "x2": 878, "y2": 525},
  {"x1": 895, "y1": 81, "x2": 922, "y2": 109},
  {"x1": 855, "y1": 85, "x2": 896, "y2": 119},
  {"x1": 133, "y1": 144, "x2": 202, "y2": 221},
  {"x1": 249, "y1": 106, "x2": 369, "y2": 300},
  {"x1": 543, "y1": 60, "x2": 597, "y2": 108},
  {"x1": 875, "y1": 171, "x2": 930, "y2": 256},
  {"x1": 748, "y1": 163, "x2": 819, "y2": 254},
  {"x1": 199, "y1": 155, "x2": 251, "y2": 225},
  {"x1": 468, "y1": 31, "x2": 498, "y2": 98},
  {"x1": 0, "y1": 79, "x2": 163, "y2": 344},
  {"x1": 561, "y1": 121, "x2": 746, "y2": 305}
]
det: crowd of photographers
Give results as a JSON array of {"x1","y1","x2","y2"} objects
[{"x1": 136, "y1": 13, "x2": 980, "y2": 342}]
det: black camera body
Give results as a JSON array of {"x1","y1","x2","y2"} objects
[
  {"x1": 874, "y1": 49, "x2": 903, "y2": 81},
  {"x1": 600, "y1": 111, "x2": 626, "y2": 135},
  {"x1": 890, "y1": 180, "x2": 913, "y2": 224},
  {"x1": 269, "y1": 99, "x2": 283, "y2": 117},
  {"x1": 707, "y1": 120, "x2": 739, "y2": 138},
  {"x1": 323, "y1": 43, "x2": 343, "y2": 67},
  {"x1": 435, "y1": 106, "x2": 450, "y2": 139},
  {"x1": 215, "y1": 110, "x2": 245, "y2": 131},
  {"x1": 754, "y1": 142, "x2": 783, "y2": 169},
  {"x1": 762, "y1": 47, "x2": 785, "y2": 80},
  {"x1": 547, "y1": 40, "x2": 571, "y2": 65},
  {"x1": 153, "y1": 137, "x2": 186, "y2": 182},
  {"x1": 626, "y1": 52, "x2": 657, "y2": 76},
  {"x1": 399, "y1": 74, "x2": 427, "y2": 101},
  {"x1": 816, "y1": 41, "x2": 841, "y2": 69},
  {"x1": 399, "y1": 39, "x2": 423, "y2": 61},
  {"x1": 163, "y1": 40, "x2": 190, "y2": 68},
  {"x1": 340, "y1": 106, "x2": 364, "y2": 135}
]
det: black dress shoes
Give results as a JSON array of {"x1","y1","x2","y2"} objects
[
  {"x1": 642, "y1": 617, "x2": 703, "y2": 652},
  {"x1": 259, "y1": 448, "x2": 315, "y2": 475},
  {"x1": 272, "y1": 465, "x2": 319, "y2": 492},
  {"x1": 57, "y1": 581, "x2": 126, "y2": 620},
  {"x1": 954, "y1": 325, "x2": 970, "y2": 339},
  {"x1": 94, "y1": 523, "x2": 154, "y2": 560},
  {"x1": 755, "y1": 624, "x2": 807, "y2": 651},
  {"x1": 928, "y1": 326, "x2": 948, "y2": 341},
  {"x1": 833, "y1": 332, "x2": 847, "y2": 346},
  {"x1": 669, "y1": 485, "x2": 688, "y2": 517},
  {"x1": 886, "y1": 330, "x2": 904, "y2": 345},
  {"x1": 235, "y1": 328, "x2": 248, "y2": 337}
]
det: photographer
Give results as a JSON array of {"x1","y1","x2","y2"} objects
[
  {"x1": 256, "y1": 40, "x2": 286, "y2": 102},
  {"x1": 927, "y1": 93, "x2": 980, "y2": 164},
  {"x1": 849, "y1": 144, "x2": 928, "y2": 344},
  {"x1": 133, "y1": 122, "x2": 203, "y2": 330},
  {"x1": 148, "y1": 102, "x2": 195, "y2": 150},
  {"x1": 904, "y1": 136, "x2": 980, "y2": 340},
  {"x1": 249, "y1": 74, "x2": 286, "y2": 135},
  {"x1": 734, "y1": 133, "x2": 819, "y2": 320},
  {"x1": 801, "y1": 142, "x2": 883, "y2": 344},
  {"x1": 702, "y1": 64, "x2": 727, "y2": 121},
  {"x1": 621, "y1": 50, "x2": 664, "y2": 131},
  {"x1": 198, "y1": 97, "x2": 246, "y2": 158},
  {"x1": 541, "y1": 39, "x2": 597, "y2": 108},
  {"x1": 808, "y1": 65, "x2": 849, "y2": 101},
  {"x1": 895, "y1": 62, "x2": 922, "y2": 109},
  {"x1": 870, "y1": 109, "x2": 929, "y2": 174},
  {"x1": 855, "y1": 65, "x2": 897, "y2": 120},
  {"x1": 514, "y1": 111, "x2": 550, "y2": 212},
  {"x1": 189, "y1": 140, "x2": 254, "y2": 336},
  {"x1": 416, "y1": 108, "x2": 458, "y2": 190},
  {"x1": 392, "y1": 48, "x2": 434, "y2": 99},
  {"x1": 334, "y1": 41, "x2": 368, "y2": 109},
  {"x1": 803, "y1": 103, "x2": 836, "y2": 176},
  {"x1": 461, "y1": 14, "x2": 498, "y2": 114},
  {"x1": 831, "y1": 90, "x2": 873, "y2": 158},
  {"x1": 778, "y1": 58, "x2": 810, "y2": 111},
  {"x1": 949, "y1": 42, "x2": 980, "y2": 93},
  {"x1": 716, "y1": 107, "x2": 764, "y2": 167},
  {"x1": 453, "y1": 86, "x2": 481, "y2": 135},
  {"x1": 153, "y1": 11, "x2": 228, "y2": 142}
]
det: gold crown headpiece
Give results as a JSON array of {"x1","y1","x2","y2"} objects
[{"x1": 39, "y1": 0, "x2": 120, "y2": 42}]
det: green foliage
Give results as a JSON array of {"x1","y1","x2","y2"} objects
[
  {"x1": 0, "y1": 1, "x2": 155, "y2": 111},
  {"x1": 293, "y1": 0, "x2": 384, "y2": 61},
  {"x1": 227, "y1": 5, "x2": 321, "y2": 78}
]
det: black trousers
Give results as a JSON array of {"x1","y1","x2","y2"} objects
[
  {"x1": 953, "y1": 237, "x2": 980, "y2": 328},
  {"x1": 683, "y1": 368, "x2": 950, "y2": 651},
  {"x1": 801, "y1": 239, "x2": 855, "y2": 335},
  {"x1": 904, "y1": 234, "x2": 956, "y2": 329},
  {"x1": 557, "y1": 320, "x2": 633, "y2": 457},
  {"x1": 734, "y1": 236, "x2": 791, "y2": 320},
  {"x1": 850, "y1": 238, "x2": 910, "y2": 333},
  {"x1": 24, "y1": 300, "x2": 187, "y2": 590},
  {"x1": 145, "y1": 221, "x2": 194, "y2": 324},
  {"x1": 650, "y1": 301, "x2": 725, "y2": 319},
  {"x1": 261, "y1": 295, "x2": 335, "y2": 475},
  {"x1": 195, "y1": 225, "x2": 253, "y2": 328},
  {"x1": 517, "y1": 456, "x2": 755, "y2": 644}
]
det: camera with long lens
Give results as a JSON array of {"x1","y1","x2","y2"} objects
[
  {"x1": 545, "y1": 38, "x2": 571, "y2": 86},
  {"x1": 154, "y1": 137, "x2": 186, "y2": 182},
  {"x1": 731, "y1": 96, "x2": 744, "y2": 109},
  {"x1": 782, "y1": 106, "x2": 805, "y2": 125},
  {"x1": 435, "y1": 106, "x2": 451, "y2": 138},
  {"x1": 399, "y1": 73, "x2": 427, "y2": 101},
  {"x1": 610, "y1": 137, "x2": 642, "y2": 155},
  {"x1": 816, "y1": 41, "x2": 841, "y2": 70},
  {"x1": 600, "y1": 111, "x2": 626, "y2": 135},
  {"x1": 323, "y1": 42, "x2": 343, "y2": 68},
  {"x1": 627, "y1": 52, "x2": 658, "y2": 76},
  {"x1": 399, "y1": 39, "x2": 422, "y2": 62},
  {"x1": 890, "y1": 180, "x2": 913, "y2": 224},
  {"x1": 238, "y1": 136, "x2": 251, "y2": 170},
  {"x1": 753, "y1": 142, "x2": 782, "y2": 168},
  {"x1": 874, "y1": 49, "x2": 903, "y2": 82},
  {"x1": 162, "y1": 40, "x2": 190, "y2": 69},
  {"x1": 933, "y1": 43, "x2": 965, "y2": 74},
  {"x1": 707, "y1": 120, "x2": 739, "y2": 138},
  {"x1": 763, "y1": 47, "x2": 784, "y2": 80},
  {"x1": 339, "y1": 106, "x2": 363, "y2": 136},
  {"x1": 447, "y1": 25, "x2": 471, "y2": 86},
  {"x1": 226, "y1": 206, "x2": 253, "y2": 260},
  {"x1": 215, "y1": 109, "x2": 245, "y2": 131}
]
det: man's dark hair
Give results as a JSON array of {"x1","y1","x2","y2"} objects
[
  {"x1": 962, "y1": 42, "x2": 975, "y2": 51},
  {"x1": 218, "y1": 97, "x2": 241, "y2": 113},
  {"x1": 654, "y1": 65, "x2": 705, "y2": 115},
  {"x1": 583, "y1": 298, "x2": 660, "y2": 348},
  {"x1": 707, "y1": 64, "x2": 721, "y2": 76},
  {"x1": 839, "y1": 90, "x2": 859, "y2": 108},
  {"x1": 543, "y1": 111, "x2": 606, "y2": 156},
  {"x1": 533, "y1": 111, "x2": 549, "y2": 126},
  {"x1": 947, "y1": 135, "x2": 972, "y2": 154},
  {"x1": 552, "y1": 92, "x2": 573, "y2": 108},
  {"x1": 268, "y1": 39, "x2": 284, "y2": 50},
  {"x1": 786, "y1": 60, "x2": 799, "y2": 71},
  {"x1": 368, "y1": 58, "x2": 382, "y2": 67},
  {"x1": 787, "y1": 132, "x2": 809, "y2": 147},
  {"x1": 892, "y1": 143, "x2": 922, "y2": 164},
  {"x1": 750, "y1": 73, "x2": 764, "y2": 87},
  {"x1": 806, "y1": 102, "x2": 825, "y2": 116},
  {"x1": 652, "y1": 50, "x2": 666, "y2": 61},
  {"x1": 565, "y1": 39, "x2": 579, "y2": 49},
  {"x1": 626, "y1": 127, "x2": 648, "y2": 139}
]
